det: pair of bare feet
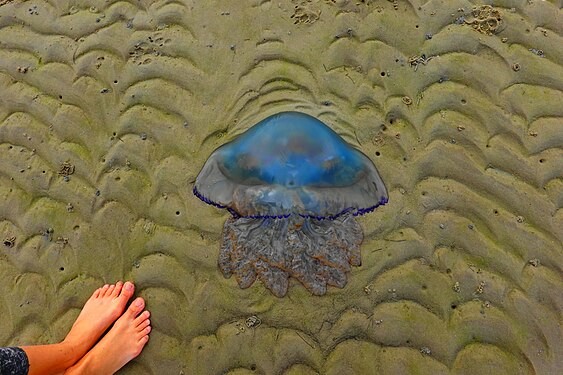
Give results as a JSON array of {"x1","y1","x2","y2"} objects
[
  {"x1": 64, "y1": 281, "x2": 151, "y2": 374},
  {"x1": 23, "y1": 281, "x2": 150, "y2": 374}
]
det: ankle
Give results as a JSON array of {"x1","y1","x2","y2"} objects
[
  {"x1": 65, "y1": 351, "x2": 98, "y2": 375},
  {"x1": 60, "y1": 337, "x2": 87, "y2": 366}
]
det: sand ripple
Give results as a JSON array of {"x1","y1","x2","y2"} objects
[{"x1": 0, "y1": 0, "x2": 561, "y2": 374}]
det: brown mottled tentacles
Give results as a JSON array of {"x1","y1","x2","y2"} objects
[{"x1": 219, "y1": 213, "x2": 363, "y2": 297}]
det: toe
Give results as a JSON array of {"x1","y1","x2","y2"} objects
[
  {"x1": 137, "y1": 319, "x2": 150, "y2": 329},
  {"x1": 137, "y1": 326, "x2": 151, "y2": 339},
  {"x1": 126, "y1": 297, "x2": 145, "y2": 318},
  {"x1": 92, "y1": 288, "x2": 101, "y2": 298},
  {"x1": 134, "y1": 311, "x2": 150, "y2": 326},
  {"x1": 119, "y1": 281, "x2": 135, "y2": 301},
  {"x1": 106, "y1": 284, "x2": 116, "y2": 296},
  {"x1": 100, "y1": 284, "x2": 110, "y2": 297},
  {"x1": 111, "y1": 281, "x2": 123, "y2": 298},
  {"x1": 133, "y1": 311, "x2": 151, "y2": 327}
]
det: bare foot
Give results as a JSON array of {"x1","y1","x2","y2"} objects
[
  {"x1": 66, "y1": 297, "x2": 151, "y2": 375},
  {"x1": 63, "y1": 281, "x2": 135, "y2": 360}
]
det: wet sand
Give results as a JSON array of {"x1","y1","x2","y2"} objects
[{"x1": 0, "y1": 0, "x2": 562, "y2": 374}]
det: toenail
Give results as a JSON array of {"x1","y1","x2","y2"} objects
[
  {"x1": 125, "y1": 282, "x2": 133, "y2": 291},
  {"x1": 134, "y1": 298, "x2": 143, "y2": 307}
]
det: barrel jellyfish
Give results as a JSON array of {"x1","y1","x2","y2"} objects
[{"x1": 193, "y1": 111, "x2": 388, "y2": 297}]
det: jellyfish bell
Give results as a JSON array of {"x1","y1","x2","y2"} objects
[{"x1": 194, "y1": 111, "x2": 388, "y2": 297}]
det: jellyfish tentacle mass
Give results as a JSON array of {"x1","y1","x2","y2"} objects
[{"x1": 194, "y1": 111, "x2": 388, "y2": 297}]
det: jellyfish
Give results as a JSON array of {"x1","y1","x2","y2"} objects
[{"x1": 193, "y1": 111, "x2": 388, "y2": 297}]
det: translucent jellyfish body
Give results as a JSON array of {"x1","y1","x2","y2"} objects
[{"x1": 194, "y1": 112, "x2": 388, "y2": 297}]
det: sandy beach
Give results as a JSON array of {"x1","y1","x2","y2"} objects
[{"x1": 0, "y1": 0, "x2": 562, "y2": 373}]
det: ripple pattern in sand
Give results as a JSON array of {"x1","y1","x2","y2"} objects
[{"x1": 0, "y1": 0, "x2": 561, "y2": 374}]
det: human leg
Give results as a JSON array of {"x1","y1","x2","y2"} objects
[{"x1": 20, "y1": 281, "x2": 135, "y2": 375}]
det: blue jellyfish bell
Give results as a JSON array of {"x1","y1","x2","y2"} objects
[{"x1": 194, "y1": 112, "x2": 388, "y2": 297}]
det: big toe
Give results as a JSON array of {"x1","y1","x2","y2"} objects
[
  {"x1": 118, "y1": 281, "x2": 135, "y2": 302},
  {"x1": 125, "y1": 297, "x2": 145, "y2": 319}
]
